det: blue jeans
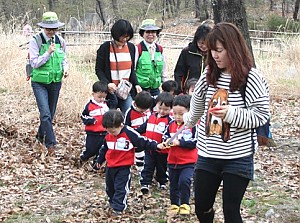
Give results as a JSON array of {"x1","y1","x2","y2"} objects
[
  {"x1": 196, "y1": 155, "x2": 254, "y2": 180},
  {"x1": 117, "y1": 95, "x2": 132, "y2": 115},
  {"x1": 31, "y1": 81, "x2": 62, "y2": 148},
  {"x1": 142, "y1": 88, "x2": 160, "y2": 97}
]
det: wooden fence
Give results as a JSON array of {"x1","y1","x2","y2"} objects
[{"x1": 60, "y1": 30, "x2": 300, "y2": 55}]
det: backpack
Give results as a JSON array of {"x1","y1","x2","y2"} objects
[
  {"x1": 240, "y1": 77, "x2": 276, "y2": 147},
  {"x1": 25, "y1": 33, "x2": 62, "y2": 80},
  {"x1": 137, "y1": 42, "x2": 163, "y2": 57}
]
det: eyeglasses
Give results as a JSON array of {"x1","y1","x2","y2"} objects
[
  {"x1": 45, "y1": 28, "x2": 58, "y2": 32},
  {"x1": 145, "y1": 30, "x2": 157, "y2": 34}
]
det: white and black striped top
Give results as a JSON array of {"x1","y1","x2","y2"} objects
[{"x1": 183, "y1": 68, "x2": 270, "y2": 159}]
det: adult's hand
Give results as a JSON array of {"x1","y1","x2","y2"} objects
[
  {"x1": 48, "y1": 43, "x2": 55, "y2": 54},
  {"x1": 108, "y1": 83, "x2": 117, "y2": 94},
  {"x1": 135, "y1": 85, "x2": 142, "y2": 93},
  {"x1": 209, "y1": 105, "x2": 229, "y2": 119}
]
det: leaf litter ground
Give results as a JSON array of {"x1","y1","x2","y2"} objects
[{"x1": 0, "y1": 91, "x2": 299, "y2": 223}]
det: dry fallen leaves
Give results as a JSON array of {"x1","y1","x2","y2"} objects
[{"x1": 0, "y1": 92, "x2": 299, "y2": 222}]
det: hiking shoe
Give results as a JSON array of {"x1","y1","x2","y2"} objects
[
  {"x1": 47, "y1": 146, "x2": 56, "y2": 156},
  {"x1": 168, "y1": 204, "x2": 179, "y2": 214},
  {"x1": 141, "y1": 185, "x2": 149, "y2": 194},
  {"x1": 179, "y1": 204, "x2": 191, "y2": 215}
]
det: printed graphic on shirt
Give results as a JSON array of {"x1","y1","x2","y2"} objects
[
  {"x1": 89, "y1": 106, "x2": 109, "y2": 116},
  {"x1": 107, "y1": 138, "x2": 132, "y2": 151},
  {"x1": 182, "y1": 129, "x2": 193, "y2": 141},
  {"x1": 205, "y1": 88, "x2": 230, "y2": 142},
  {"x1": 156, "y1": 122, "x2": 166, "y2": 133}
]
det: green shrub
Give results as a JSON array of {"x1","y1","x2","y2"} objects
[
  {"x1": 267, "y1": 14, "x2": 287, "y2": 31},
  {"x1": 267, "y1": 14, "x2": 300, "y2": 32}
]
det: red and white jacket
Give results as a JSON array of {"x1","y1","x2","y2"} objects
[
  {"x1": 163, "y1": 121, "x2": 198, "y2": 165},
  {"x1": 124, "y1": 105, "x2": 151, "y2": 129},
  {"x1": 96, "y1": 126, "x2": 158, "y2": 167},
  {"x1": 136, "y1": 113, "x2": 173, "y2": 154},
  {"x1": 80, "y1": 98, "x2": 109, "y2": 134}
]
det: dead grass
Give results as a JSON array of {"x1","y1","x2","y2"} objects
[
  {"x1": 1, "y1": 31, "x2": 299, "y2": 124},
  {"x1": 254, "y1": 36, "x2": 300, "y2": 98},
  {"x1": 0, "y1": 31, "x2": 299, "y2": 223}
]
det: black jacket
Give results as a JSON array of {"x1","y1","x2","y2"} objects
[{"x1": 174, "y1": 42, "x2": 206, "y2": 93}]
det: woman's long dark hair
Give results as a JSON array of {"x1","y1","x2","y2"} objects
[{"x1": 205, "y1": 22, "x2": 254, "y2": 91}]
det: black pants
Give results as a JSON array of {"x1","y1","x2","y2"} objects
[
  {"x1": 194, "y1": 169, "x2": 249, "y2": 223},
  {"x1": 140, "y1": 150, "x2": 168, "y2": 186},
  {"x1": 80, "y1": 133, "x2": 105, "y2": 162},
  {"x1": 106, "y1": 166, "x2": 131, "y2": 212}
]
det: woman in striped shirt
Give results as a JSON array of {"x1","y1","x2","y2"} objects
[
  {"x1": 183, "y1": 22, "x2": 270, "y2": 223},
  {"x1": 95, "y1": 19, "x2": 142, "y2": 114}
]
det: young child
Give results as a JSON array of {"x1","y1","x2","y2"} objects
[
  {"x1": 162, "y1": 80, "x2": 179, "y2": 96},
  {"x1": 160, "y1": 94, "x2": 197, "y2": 215},
  {"x1": 79, "y1": 81, "x2": 117, "y2": 168},
  {"x1": 124, "y1": 91, "x2": 153, "y2": 173},
  {"x1": 151, "y1": 80, "x2": 177, "y2": 113},
  {"x1": 95, "y1": 110, "x2": 161, "y2": 216},
  {"x1": 135, "y1": 92, "x2": 174, "y2": 194},
  {"x1": 184, "y1": 78, "x2": 198, "y2": 95}
]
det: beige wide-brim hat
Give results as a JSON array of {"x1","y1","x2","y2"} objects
[
  {"x1": 37, "y1": 11, "x2": 65, "y2": 29},
  {"x1": 139, "y1": 19, "x2": 162, "y2": 31}
]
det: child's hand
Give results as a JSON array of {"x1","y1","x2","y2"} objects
[
  {"x1": 95, "y1": 162, "x2": 101, "y2": 169},
  {"x1": 157, "y1": 143, "x2": 165, "y2": 150},
  {"x1": 171, "y1": 139, "x2": 180, "y2": 146}
]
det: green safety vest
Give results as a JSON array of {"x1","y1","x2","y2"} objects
[
  {"x1": 136, "y1": 43, "x2": 164, "y2": 89},
  {"x1": 31, "y1": 40, "x2": 65, "y2": 84}
]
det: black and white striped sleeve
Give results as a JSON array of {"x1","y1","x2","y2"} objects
[
  {"x1": 224, "y1": 68, "x2": 270, "y2": 129},
  {"x1": 183, "y1": 72, "x2": 207, "y2": 127}
]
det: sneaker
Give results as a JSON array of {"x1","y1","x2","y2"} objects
[
  {"x1": 159, "y1": 183, "x2": 167, "y2": 190},
  {"x1": 168, "y1": 204, "x2": 179, "y2": 214},
  {"x1": 141, "y1": 185, "x2": 149, "y2": 194},
  {"x1": 75, "y1": 158, "x2": 87, "y2": 168},
  {"x1": 179, "y1": 204, "x2": 191, "y2": 215},
  {"x1": 112, "y1": 210, "x2": 122, "y2": 217}
]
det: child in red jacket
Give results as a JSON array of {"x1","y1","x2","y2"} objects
[
  {"x1": 95, "y1": 110, "x2": 161, "y2": 216},
  {"x1": 160, "y1": 94, "x2": 197, "y2": 215},
  {"x1": 124, "y1": 91, "x2": 152, "y2": 173},
  {"x1": 79, "y1": 81, "x2": 117, "y2": 168},
  {"x1": 135, "y1": 92, "x2": 174, "y2": 194}
]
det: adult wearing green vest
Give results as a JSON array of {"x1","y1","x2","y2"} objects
[
  {"x1": 29, "y1": 11, "x2": 68, "y2": 155},
  {"x1": 135, "y1": 19, "x2": 167, "y2": 98}
]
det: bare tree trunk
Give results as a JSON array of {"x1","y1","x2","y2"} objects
[
  {"x1": 48, "y1": 0, "x2": 55, "y2": 11},
  {"x1": 293, "y1": 0, "x2": 300, "y2": 20},
  {"x1": 195, "y1": 0, "x2": 201, "y2": 18},
  {"x1": 212, "y1": 0, "x2": 255, "y2": 65},
  {"x1": 270, "y1": 0, "x2": 274, "y2": 11},
  {"x1": 111, "y1": 0, "x2": 120, "y2": 20},
  {"x1": 96, "y1": 0, "x2": 108, "y2": 26},
  {"x1": 162, "y1": 0, "x2": 166, "y2": 23},
  {"x1": 185, "y1": 0, "x2": 190, "y2": 8},
  {"x1": 282, "y1": 0, "x2": 286, "y2": 17},
  {"x1": 177, "y1": 0, "x2": 181, "y2": 12},
  {"x1": 203, "y1": 0, "x2": 209, "y2": 19}
]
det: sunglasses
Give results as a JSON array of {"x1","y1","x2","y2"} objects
[{"x1": 45, "y1": 28, "x2": 58, "y2": 32}]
